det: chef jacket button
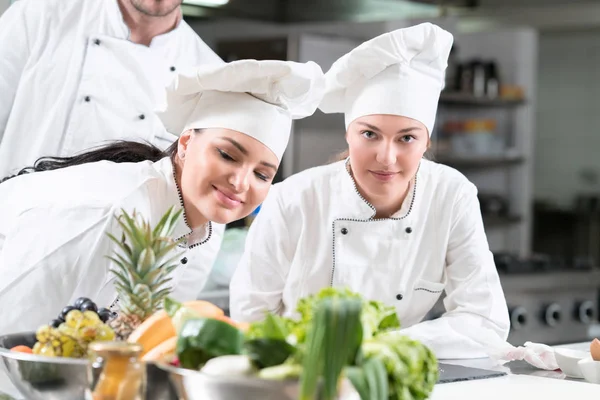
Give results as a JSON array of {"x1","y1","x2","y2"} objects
[
  {"x1": 138, "y1": 114, "x2": 145, "y2": 120},
  {"x1": 405, "y1": 227, "x2": 413, "y2": 234},
  {"x1": 181, "y1": 257, "x2": 188, "y2": 264},
  {"x1": 170, "y1": 66, "x2": 176, "y2": 72},
  {"x1": 94, "y1": 38, "x2": 101, "y2": 45},
  {"x1": 396, "y1": 293, "x2": 403, "y2": 300},
  {"x1": 341, "y1": 227, "x2": 348, "y2": 235},
  {"x1": 84, "y1": 96, "x2": 91, "y2": 102}
]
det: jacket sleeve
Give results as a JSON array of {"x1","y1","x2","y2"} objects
[
  {"x1": 169, "y1": 222, "x2": 226, "y2": 302},
  {"x1": 0, "y1": 0, "x2": 33, "y2": 142},
  {"x1": 0, "y1": 205, "x2": 114, "y2": 336},
  {"x1": 397, "y1": 182, "x2": 510, "y2": 359},
  {"x1": 229, "y1": 187, "x2": 294, "y2": 322}
]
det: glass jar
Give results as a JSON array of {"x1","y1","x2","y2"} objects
[{"x1": 86, "y1": 341, "x2": 146, "y2": 400}]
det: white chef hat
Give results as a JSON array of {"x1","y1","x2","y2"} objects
[
  {"x1": 319, "y1": 23, "x2": 453, "y2": 136},
  {"x1": 157, "y1": 59, "x2": 325, "y2": 161}
]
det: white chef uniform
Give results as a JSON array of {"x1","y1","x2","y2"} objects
[{"x1": 230, "y1": 23, "x2": 511, "y2": 360}]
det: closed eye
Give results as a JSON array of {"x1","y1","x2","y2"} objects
[
  {"x1": 255, "y1": 172, "x2": 270, "y2": 182},
  {"x1": 218, "y1": 148, "x2": 235, "y2": 162}
]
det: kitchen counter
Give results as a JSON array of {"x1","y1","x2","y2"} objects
[{"x1": 430, "y1": 342, "x2": 600, "y2": 399}]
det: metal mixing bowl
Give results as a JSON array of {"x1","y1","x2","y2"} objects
[
  {"x1": 1, "y1": 332, "x2": 358, "y2": 400},
  {"x1": 157, "y1": 362, "x2": 359, "y2": 400},
  {"x1": 0, "y1": 332, "x2": 179, "y2": 400}
]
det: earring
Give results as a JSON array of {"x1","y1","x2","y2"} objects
[{"x1": 179, "y1": 152, "x2": 186, "y2": 160}]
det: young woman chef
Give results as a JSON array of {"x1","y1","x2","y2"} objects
[
  {"x1": 0, "y1": 59, "x2": 325, "y2": 335},
  {"x1": 230, "y1": 23, "x2": 511, "y2": 359}
]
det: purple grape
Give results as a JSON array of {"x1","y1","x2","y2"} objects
[
  {"x1": 80, "y1": 301, "x2": 98, "y2": 313},
  {"x1": 74, "y1": 297, "x2": 92, "y2": 308}
]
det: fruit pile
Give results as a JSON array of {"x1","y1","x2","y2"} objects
[
  {"x1": 49, "y1": 297, "x2": 116, "y2": 328},
  {"x1": 30, "y1": 298, "x2": 117, "y2": 358}
]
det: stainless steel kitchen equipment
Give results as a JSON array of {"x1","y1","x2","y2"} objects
[
  {"x1": 0, "y1": 333, "x2": 178, "y2": 400},
  {"x1": 427, "y1": 254, "x2": 600, "y2": 346}
]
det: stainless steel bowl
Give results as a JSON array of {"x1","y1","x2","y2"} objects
[
  {"x1": 157, "y1": 363, "x2": 359, "y2": 400},
  {"x1": 0, "y1": 332, "x2": 179, "y2": 400},
  {"x1": 0, "y1": 332, "x2": 88, "y2": 400}
]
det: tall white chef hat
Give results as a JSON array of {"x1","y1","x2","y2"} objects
[
  {"x1": 319, "y1": 23, "x2": 453, "y2": 136},
  {"x1": 157, "y1": 59, "x2": 326, "y2": 161}
]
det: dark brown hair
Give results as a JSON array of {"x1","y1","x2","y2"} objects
[{"x1": 1, "y1": 140, "x2": 179, "y2": 184}]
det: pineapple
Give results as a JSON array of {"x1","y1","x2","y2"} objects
[{"x1": 106, "y1": 206, "x2": 184, "y2": 340}]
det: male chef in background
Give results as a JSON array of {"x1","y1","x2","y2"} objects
[{"x1": 0, "y1": 0, "x2": 223, "y2": 176}]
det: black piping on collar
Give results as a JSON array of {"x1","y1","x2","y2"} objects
[{"x1": 171, "y1": 161, "x2": 212, "y2": 249}]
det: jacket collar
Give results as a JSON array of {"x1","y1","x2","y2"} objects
[
  {"x1": 152, "y1": 157, "x2": 212, "y2": 249},
  {"x1": 106, "y1": 0, "x2": 187, "y2": 48},
  {"x1": 337, "y1": 158, "x2": 421, "y2": 222}
]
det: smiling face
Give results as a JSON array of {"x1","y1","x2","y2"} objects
[
  {"x1": 346, "y1": 114, "x2": 429, "y2": 214},
  {"x1": 175, "y1": 128, "x2": 279, "y2": 227}
]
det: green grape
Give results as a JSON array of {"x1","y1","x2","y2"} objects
[
  {"x1": 83, "y1": 310, "x2": 101, "y2": 323},
  {"x1": 37, "y1": 343, "x2": 56, "y2": 357},
  {"x1": 58, "y1": 324, "x2": 77, "y2": 337},
  {"x1": 32, "y1": 342, "x2": 42, "y2": 355},
  {"x1": 36, "y1": 325, "x2": 52, "y2": 343},
  {"x1": 95, "y1": 324, "x2": 116, "y2": 341},
  {"x1": 78, "y1": 326, "x2": 98, "y2": 342},
  {"x1": 66, "y1": 310, "x2": 83, "y2": 328}
]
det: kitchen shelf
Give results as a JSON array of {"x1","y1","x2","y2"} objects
[
  {"x1": 439, "y1": 92, "x2": 526, "y2": 107},
  {"x1": 434, "y1": 154, "x2": 525, "y2": 168},
  {"x1": 483, "y1": 215, "x2": 522, "y2": 228}
]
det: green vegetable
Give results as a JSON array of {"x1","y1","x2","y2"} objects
[
  {"x1": 244, "y1": 338, "x2": 296, "y2": 369},
  {"x1": 177, "y1": 318, "x2": 245, "y2": 370},
  {"x1": 164, "y1": 297, "x2": 204, "y2": 334},
  {"x1": 258, "y1": 363, "x2": 303, "y2": 380},
  {"x1": 345, "y1": 357, "x2": 388, "y2": 400},
  {"x1": 362, "y1": 333, "x2": 438, "y2": 400},
  {"x1": 300, "y1": 296, "x2": 363, "y2": 400},
  {"x1": 295, "y1": 288, "x2": 400, "y2": 341},
  {"x1": 246, "y1": 313, "x2": 296, "y2": 341},
  {"x1": 164, "y1": 297, "x2": 181, "y2": 317}
]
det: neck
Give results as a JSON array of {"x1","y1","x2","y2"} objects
[
  {"x1": 371, "y1": 182, "x2": 411, "y2": 219},
  {"x1": 117, "y1": 0, "x2": 181, "y2": 46},
  {"x1": 173, "y1": 157, "x2": 208, "y2": 230},
  {"x1": 348, "y1": 164, "x2": 411, "y2": 218}
]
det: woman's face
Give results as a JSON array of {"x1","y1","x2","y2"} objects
[
  {"x1": 346, "y1": 114, "x2": 429, "y2": 206},
  {"x1": 176, "y1": 128, "x2": 279, "y2": 226}
]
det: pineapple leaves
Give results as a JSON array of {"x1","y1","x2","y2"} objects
[{"x1": 106, "y1": 207, "x2": 184, "y2": 318}]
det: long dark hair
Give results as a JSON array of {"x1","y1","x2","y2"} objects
[{"x1": 0, "y1": 140, "x2": 178, "y2": 184}]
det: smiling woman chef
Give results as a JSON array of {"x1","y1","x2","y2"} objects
[
  {"x1": 0, "y1": 59, "x2": 325, "y2": 335},
  {"x1": 230, "y1": 23, "x2": 510, "y2": 359}
]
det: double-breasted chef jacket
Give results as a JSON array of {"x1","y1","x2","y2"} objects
[
  {"x1": 0, "y1": 0, "x2": 223, "y2": 177},
  {"x1": 230, "y1": 158, "x2": 510, "y2": 359},
  {"x1": 0, "y1": 157, "x2": 223, "y2": 336}
]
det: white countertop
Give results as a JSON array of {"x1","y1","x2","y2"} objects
[{"x1": 430, "y1": 342, "x2": 600, "y2": 399}]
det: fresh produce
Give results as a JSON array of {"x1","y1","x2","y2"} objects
[
  {"x1": 106, "y1": 206, "x2": 184, "y2": 340},
  {"x1": 10, "y1": 345, "x2": 32, "y2": 354},
  {"x1": 140, "y1": 336, "x2": 177, "y2": 362},
  {"x1": 49, "y1": 298, "x2": 116, "y2": 328},
  {"x1": 174, "y1": 287, "x2": 438, "y2": 400},
  {"x1": 177, "y1": 318, "x2": 245, "y2": 370},
  {"x1": 32, "y1": 309, "x2": 116, "y2": 358},
  {"x1": 591, "y1": 338, "x2": 600, "y2": 361},
  {"x1": 127, "y1": 298, "x2": 225, "y2": 357}
]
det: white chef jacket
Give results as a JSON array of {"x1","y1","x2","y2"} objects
[
  {"x1": 0, "y1": 157, "x2": 224, "y2": 336},
  {"x1": 0, "y1": 0, "x2": 223, "y2": 177},
  {"x1": 230, "y1": 159, "x2": 510, "y2": 359}
]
